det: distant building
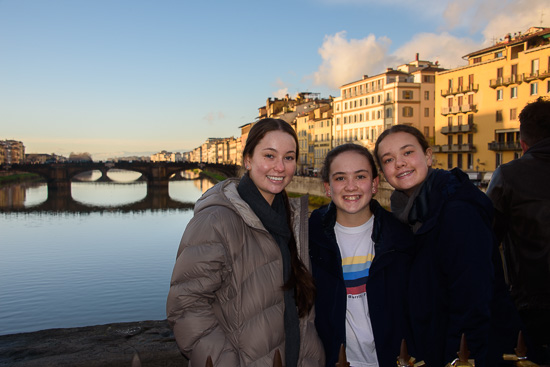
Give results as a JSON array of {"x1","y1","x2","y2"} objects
[
  {"x1": 0, "y1": 140, "x2": 25, "y2": 164},
  {"x1": 150, "y1": 150, "x2": 182, "y2": 162},
  {"x1": 433, "y1": 26, "x2": 550, "y2": 181}
]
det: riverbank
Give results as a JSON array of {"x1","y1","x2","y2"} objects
[{"x1": 0, "y1": 320, "x2": 188, "y2": 367}]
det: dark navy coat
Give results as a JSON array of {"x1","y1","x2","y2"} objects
[
  {"x1": 395, "y1": 168, "x2": 522, "y2": 367},
  {"x1": 309, "y1": 199, "x2": 415, "y2": 367}
]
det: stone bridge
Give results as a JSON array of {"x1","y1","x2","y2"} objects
[{"x1": 5, "y1": 161, "x2": 239, "y2": 193}]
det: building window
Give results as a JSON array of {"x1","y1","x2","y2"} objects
[
  {"x1": 496, "y1": 153, "x2": 503, "y2": 168},
  {"x1": 403, "y1": 106, "x2": 413, "y2": 117},
  {"x1": 448, "y1": 116, "x2": 453, "y2": 126},
  {"x1": 511, "y1": 87, "x2": 518, "y2": 99},
  {"x1": 531, "y1": 59, "x2": 539, "y2": 76},
  {"x1": 378, "y1": 95, "x2": 381, "y2": 103},
  {"x1": 424, "y1": 108, "x2": 429, "y2": 117},
  {"x1": 424, "y1": 127, "x2": 430, "y2": 137},
  {"x1": 344, "y1": 116, "x2": 347, "y2": 124},
  {"x1": 473, "y1": 57, "x2": 481, "y2": 64},
  {"x1": 447, "y1": 154, "x2": 453, "y2": 169},
  {"x1": 468, "y1": 114, "x2": 474, "y2": 125},
  {"x1": 403, "y1": 90, "x2": 413, "y2": 99},
  {"x1": 448, "y1": 135, "x2": 453, "y2": 146},
  {"x1": 497, "y1": 89, "x2": 503, "y2": 100},
  {"x1": 336, "y1": 117, "x2": 340, "y2": 125},
  {"x1": 510, "y1": 108, "x2": 517, "y2": 120},
  {"x1": 457, "y1": 154, "x2": 463, "y2": 169},
  {"x1": 468, "y1": 154, "x2": 474, "y2": 170},
  {"x1": 496, "y1": 110, "x2": 503, "y2": 122},
  {"x1": 458, "y1": 115, "x2": 463, "y2": 126},
  {"x1": 424, "y1": 91, "x2": 429, "y2": 100},
  {"x1": 377, "y1": 110, "x2": 381, "y2": 119},
  {"x1": 548, "y1": 80, "x2": 550, "y2": 93},
  {"x1": 531, "y1": 82, "x2": 538, "y2": 95}
]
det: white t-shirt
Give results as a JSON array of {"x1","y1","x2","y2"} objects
[{"x1": 334, "y1": 215, "x2": 378, "y2": 367}]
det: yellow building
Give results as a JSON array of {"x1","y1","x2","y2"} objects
[
  {"x1": 333, "y1": 56, "x2": 444, "y2": 151},
  {"x1": 433, "y1": 26, "x2": 550, "y2": 179}
]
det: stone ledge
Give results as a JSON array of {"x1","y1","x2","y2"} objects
[{"x1": 0, "y1": 320, "x2": 188, "y2": 367}]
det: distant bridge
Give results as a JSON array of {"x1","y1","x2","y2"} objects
[{"x1": 5, "y1": 161, "x2": 240, "y2": 192}]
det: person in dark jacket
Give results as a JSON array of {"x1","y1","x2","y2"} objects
[
  {"x1": 374, "y1": 125, "x2": 521, "y2": 367},
  {"x1": 487, "y1": 96, "x2": 550, "y2": 365},
  {"x1": 309, "y1": 143, "x2": 415, "y2": 367}
]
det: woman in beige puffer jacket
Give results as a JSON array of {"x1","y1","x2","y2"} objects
[{"x1": 166, "y1": 119, "x2": 324, "y2": 367}]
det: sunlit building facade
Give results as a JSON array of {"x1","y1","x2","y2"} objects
[
  {"x1": 332, "y1": 56, "x2": 444, "y2": 152},
  {"x1": 433, "y1": 26, "x2": 550, "y2": 179}
]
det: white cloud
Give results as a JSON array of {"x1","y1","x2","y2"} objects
[
  {"x1": 203, "y1": 111, "x2": 225, "y2": 124},
  {"x1": 310, "y1": 31, "x2": 395, "y2": 89},
  {"x1": 310, "y1": 0, "x2": 550, "y2": 90},
  {"x1": 273, "y1": 88, "x2": 289, "y2": 99},
  {"x1": 391, "y1": 32, "x2": 480, "y2": 70}
]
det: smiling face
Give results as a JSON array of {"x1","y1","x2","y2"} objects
[
  {"x1": 244, "y1": 130, "x2": 296, "y2": 205},
  {"x1": 324, "y1": 150, "x2": 379, "y2": 227},
  {"x1": 376, "y1": 131, "x2": 433, "y2": 196}
]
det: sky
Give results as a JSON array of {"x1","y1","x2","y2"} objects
[{"x1": 1, "y1": 0, "x2": 549, "y2": 161}]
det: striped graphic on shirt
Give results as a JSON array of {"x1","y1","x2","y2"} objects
[{"x1": 342, "y1": 254, "x2": 374, "y2": 295}]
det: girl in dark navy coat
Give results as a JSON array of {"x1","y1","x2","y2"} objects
[
  {"x1": 309, "y1": 143, "x2": 415, "y2": 367},
  {"x1": 374, "y1": 125, "x2": 522, "y2": 367}
]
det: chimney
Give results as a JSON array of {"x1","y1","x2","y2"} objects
[{"x1": 416, "y1": 53, "x2": 419, "y2": 61}]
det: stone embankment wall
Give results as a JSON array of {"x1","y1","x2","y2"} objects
[{"x1": 287, "y1": 175, "x2": 393, "y2": 209}]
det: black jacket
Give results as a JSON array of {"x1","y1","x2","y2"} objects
[
  {"x1": 487, "y1": 138, "x2": 550, "y2": 311},
  {"x1": 309, "y1": 199, "x2": 415, "y2": 367}
]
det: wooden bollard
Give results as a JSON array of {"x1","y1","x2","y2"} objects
[
  {"x1": 445, "y1": 333, "x2": 474, "y2": 366},
  {"x1": 132, "y1": 352, "x2": 142, "y2": 367},
  {"x1": 503, "y1": 331, "x2": 540, "y2": 366},
  {"x1": 335, "y1": 344, "x2": 350, "y2": 367},
  {"x1": 397, "y1": 339, "x2": 425, "y2": 366}
]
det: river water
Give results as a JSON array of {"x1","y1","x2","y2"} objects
[{"x1": 0, "y1": 170, "x2": 215, "y2": 336}]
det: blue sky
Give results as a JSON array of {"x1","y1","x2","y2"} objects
[{"x1": 1, "y1": 0, "x2": 548, "y2": 160}]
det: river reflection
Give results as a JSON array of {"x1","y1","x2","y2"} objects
[{"x1": 0, "y1": 170, "x2": 215, "y2": 335}]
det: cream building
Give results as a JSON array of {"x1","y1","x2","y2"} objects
[
  {"x1": 0, "y1": 140, "x2": 25, "y2": 164},
  {"x1": 433, "y1": 26, "x2": 550, "y2": 180},
  {"x1": 332, "y1": 55, "x2": 444, "y2": 152}
]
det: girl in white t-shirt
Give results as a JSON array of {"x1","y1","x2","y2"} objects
[{"x1": 309, "y1": 143, "x2": 415, "y2": 367}]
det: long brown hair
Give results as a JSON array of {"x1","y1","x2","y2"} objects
[{"x1": 243, "y1": 118, "x2": 316, "y2": 317}]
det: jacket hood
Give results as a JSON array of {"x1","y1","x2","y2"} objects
[{"x1": 194, "y1": 177, "x2": 265, "y2": 231}]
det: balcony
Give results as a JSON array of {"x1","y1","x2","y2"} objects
[
  {"x1": 441, "y1": 124, "x2": 476, "y2": 135},
  {"x1": 433, "y1": 144, "x2": 476, "y2": 153},
  {"x1": 440, "y1": 84, "x2": 479, "y2": 96},
  {"x1": 490, "y1": 75, "x2": 521, "y2": 88},
  {"x1": 489, "y1": 78, "x2": 504, "y2": 88},
  {"x1": 441, "y1": 105, "x2": 462, "y2": 115},
  {"x1": 488, "y1": 141, "x2": 521, "y2": 151},
  {"x1": 461, "y1": 104, "x2": 477, "y2": 113}
]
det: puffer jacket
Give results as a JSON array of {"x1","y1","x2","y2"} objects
[{"x1": 166, "y1": 178, "x2": 324, "y2": 367}]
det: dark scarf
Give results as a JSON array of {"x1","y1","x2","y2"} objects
[
  {"x1": 237, "y1": 173, "x2": 300, "y2": 367},
  {"x1": 390, "y1": 168, "x2": 434, "y2": 233}
]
